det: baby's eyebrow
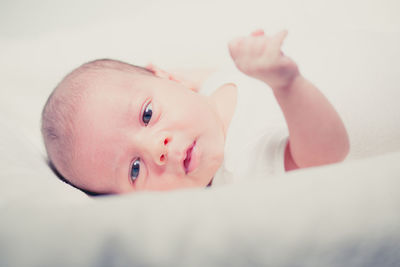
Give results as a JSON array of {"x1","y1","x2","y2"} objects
[
  {"x1": 124, "y1": 93, "x2": 144, "y2": 124},
  {"x1": 111, "y1": 127, "x2": 136, "y2": 192},
  {"x1": 111, "y1": 149, "x2": 124, "y2": 189},
  {"x1": 115, "y1": 92, "x2": 145, "y2": 190}
]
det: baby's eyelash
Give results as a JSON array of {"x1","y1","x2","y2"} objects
[
  {"x1": 141, "y1": 99, "x2": 153, "y2": 126},
  {"x1": 130, "y1": 158, "x2": 141, "y2": 182}
]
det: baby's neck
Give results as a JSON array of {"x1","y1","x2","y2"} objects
[{"x1": 209, "y1": 83, "x2": 237, "y2": 139}]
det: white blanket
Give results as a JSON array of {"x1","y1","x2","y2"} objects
[{"x1": 1, "y1": 0, "x2": 400, "y2": 266}]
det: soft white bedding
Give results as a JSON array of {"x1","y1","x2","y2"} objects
[{"x1": 1, "y1": 0, "x2": 400, "y2": 266}]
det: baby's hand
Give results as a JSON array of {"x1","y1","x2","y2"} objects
[{"x1": 229, "y1": 30, "x2": 299, "y2": 90}]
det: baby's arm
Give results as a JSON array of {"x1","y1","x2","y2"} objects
[{"x1": 229, "y1": 30, "x2": 350, "y2": 170}]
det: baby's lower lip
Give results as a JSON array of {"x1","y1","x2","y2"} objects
[{"x1": 184, "y1": 141, "x2": 199, "y2": 174}]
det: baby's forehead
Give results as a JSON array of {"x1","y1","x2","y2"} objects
[
  {"x1": 80, "y1": 71, "x2": 148, "y2": 109},
  {"x1": 88, "y1": 69, "x2": 157, "y2": 91},
  {"x1": 73, "y1": 69, "x2": 167, "y2": 115}
]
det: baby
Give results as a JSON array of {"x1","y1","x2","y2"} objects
[{"x1": 41, "y1": 30, "x2": 350, "y2": 195}]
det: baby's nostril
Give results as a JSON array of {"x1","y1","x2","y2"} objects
[{"x1": 160, "y1": 154, "x2": 166, "y2": 162}]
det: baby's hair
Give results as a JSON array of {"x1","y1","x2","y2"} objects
[{"x1": 41, "y1": 59, "x2": 154, "y2": 196}]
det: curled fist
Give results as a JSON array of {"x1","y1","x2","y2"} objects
[{"x1": 228, "y1": 30, "x2": 299, "y2": 90}]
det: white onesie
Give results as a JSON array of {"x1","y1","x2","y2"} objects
[{"x1": 200, "y1": 65, "x2": 289, "y2": 186}]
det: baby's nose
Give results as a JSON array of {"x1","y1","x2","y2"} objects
[{"x1": 151, "y1": 133, "x2": 171, "y2": 166}]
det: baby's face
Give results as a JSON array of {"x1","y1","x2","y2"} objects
[{"x1": 71, "y1": 70, "x2": 225, "y2": 194}]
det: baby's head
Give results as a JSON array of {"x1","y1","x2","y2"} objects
[{"x1": 42, "y1": 59, "x2": 225, "y2": 194}]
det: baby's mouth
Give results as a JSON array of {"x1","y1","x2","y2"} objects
[{"x1": 183, "y1": 141, "x2": 196, "y2": 174}]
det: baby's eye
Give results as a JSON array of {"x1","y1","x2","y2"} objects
[
  {"x1": 130, "y1": 158, "x2": 141, "y2": 182},
  {"x1": 142, "y1": 100, "x2": 153, "y2": 126}
]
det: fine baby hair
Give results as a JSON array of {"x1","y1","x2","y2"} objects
[{"x1": 41, "y1": 59, "x2": 155, "y2": 195}]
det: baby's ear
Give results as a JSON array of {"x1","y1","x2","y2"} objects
[
  {"x1": 146, "y1": 63, "x2": 198, "y2": 92},
  {"x1": 146, "y1": 64, "x2": 172, "y2": 79}
]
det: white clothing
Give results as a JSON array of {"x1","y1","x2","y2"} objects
[{"x1": 200, "y1": 66, "x2": 289, "y2": 186}]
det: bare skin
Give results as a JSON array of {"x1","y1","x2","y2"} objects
[
  {"x1": 166, "y1": 29, "x2": 350, "y2": 170},
  {"x1": 228, "y1": 29, "x2": 350, "y2": 170},
  {"x1": 67, "y1": 29, "x2": 349, "y2": 194}
]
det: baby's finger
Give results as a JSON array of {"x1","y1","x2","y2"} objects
[
  {"x1": 273, "y1": 30, "x2": 288, "y2": 47},
  {"x1": 251, "y1": 29, "x2": 265, "y2": 37},
  {"x1": 228, "y1": 37, "x2": 243, "y2": 59}
]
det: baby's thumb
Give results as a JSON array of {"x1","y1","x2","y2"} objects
[
  {"x1": 274, "y1": 30, "x2": 288, "y2": 47},
  {"x1": 228, "y1": 37, "x2": 242, "y2": 60},
  {"x1": 251, "y1": 29, "x2": 265, "y2": 36}
]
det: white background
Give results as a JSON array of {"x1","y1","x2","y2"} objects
[{"x1": 0, "y1": 0, "x2": 399, "y2": 157}]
